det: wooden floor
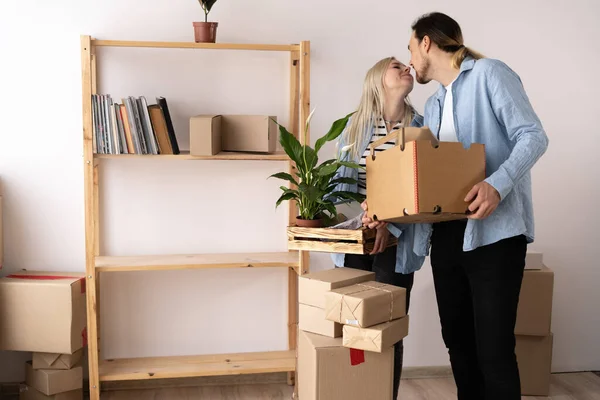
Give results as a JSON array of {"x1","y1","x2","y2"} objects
[{"x1": 99, "y1": 372, "x2": 600, "y2": 399}]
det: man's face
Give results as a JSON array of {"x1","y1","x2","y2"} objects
[{"x1": 408, "y1": 32, "x2": 431, "y2": 84}]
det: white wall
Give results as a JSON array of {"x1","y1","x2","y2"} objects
[{"x1": 1, "y1": 0, "x2": 599, "y2": 382}]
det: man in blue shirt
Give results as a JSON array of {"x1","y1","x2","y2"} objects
[{"x1": 406, "y1": 11, "x2": 549, "y2": 400}]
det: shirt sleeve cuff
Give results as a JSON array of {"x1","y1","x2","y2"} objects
[
  {"x1": 484, "y1": 167, "x2": 514, "y2": 201},
  {"x1": 387, "y1": 223, "x2": 403, "y2": 238}
]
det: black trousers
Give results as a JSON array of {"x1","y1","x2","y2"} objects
[
  {"x1": 430, "y1": 220, "x2": 527, "y2": 400},
  {"x1": 343, "y1": 245, "x2": 414, "y2": 400}
]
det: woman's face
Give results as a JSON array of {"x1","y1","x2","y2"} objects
[{"x1": 383, "y1": 59, "x2": 414, "y2": 93}]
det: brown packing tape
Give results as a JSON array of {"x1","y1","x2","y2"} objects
[{"x1": 335, "y1": 282, "x2": 395, "y2": 325}]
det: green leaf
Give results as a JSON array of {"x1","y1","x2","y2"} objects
[
  {"x1": 330, "y1": 191, "x2": 366, "y2": 204},
  {"x1": 317, "y1": 163, "x2": 339, "y2": 177},
  {"x1": 303, "y1": 145, "x2": 319, "y2": 172},
  {"x1": 199, "y1": 0, "x2": 218, "y2": 13},
  {"x1": 273, "y1": 119, "x2": 304, "y2": 168},
  {"x1": 314, "y1": 112, "x2": 354, "y2": 153},
  {"x1": 275, "y1": 191, "x2": 298, "y2": 208},
  {"x1": 268, "y1": 172, "x2": 298, "y2": 186},
  {"x1": 317, "y1": 199, "x2": 337, "y2": 217},
  {"x1": 298, "y1": 182, "x2": 321, "y2": 202},
  {"x1": 339, "y1": 161, "x2": 363, "y2": 170},
  {"x1": 329, "y1": 177, "x2": 359, "y2": 185}
]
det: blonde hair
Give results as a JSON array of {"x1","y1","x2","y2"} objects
[
  {"x1": 411, "y1": 12, "x2": 485, "y2": 69},
  {"x1": 344, "y1": 57, "x2": 416, "y2": 159}
]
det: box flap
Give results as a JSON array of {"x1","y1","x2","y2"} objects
[{"x1": 301, "y1": 329, "x2": 344, "y2": 349}]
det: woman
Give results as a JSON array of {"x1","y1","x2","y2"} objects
[{"x1": 331, "y1": 56, "x2": 430, "y2": 399}]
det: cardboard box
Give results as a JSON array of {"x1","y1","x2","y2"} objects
[
  {"x1": 0, "y1": 271, "x2": 87, "y2": 353},
  {"x1": 298, "y1": 330, "x2": 393, "y2": 400},
  {"x1": 516, "y1": 334, "x2": 553, "y2": 396},
  {"x1": 515, "y1": 266, "x2": 554, "y2": 336},
  {"x1": 325, "y1": 281, "x2": 406, "y2": 328},
  {"x1": 32, "y1": 349, "x2": 84, "y2": 370},
  {"x1": 343, "y1": 315, "x2": 409, "y2": 353},
  {"x1": 299, "y1": 303, "x2": 342, "y2": 338},
  {"x1": 221, "y1": 115, "x2": 277, "y2": 153},
  {"x1": 25, "y1": 361, "x2": 83, "y2": 396},
  {"x1": 525, "y1": 251, "x2": 544, "y2": 270},
  {"x1": 299, "y1": 267, "x2": 375, "y2": 309},
  {"x1": 190, "y1": 115, "x2": 222, "y2": 156},
  {"x1": 366, "y1": 127, "x2": 485, "y2": 223},
  {"x1": 20, "y1": 385, "x2": 82, "y2": 400}
]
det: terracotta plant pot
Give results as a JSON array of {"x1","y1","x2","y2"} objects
[
  {"x1": 295, "y1": 216, "x2": 323, "y2": 228},
  {"x1": 193, "y1": 22, "x2": 218, "y2": 43}
]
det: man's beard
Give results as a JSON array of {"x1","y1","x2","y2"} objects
[{"x1": 415, "y1": 57, "x2": 431, "y2": 84}]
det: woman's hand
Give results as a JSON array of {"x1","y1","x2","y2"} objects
[
  {"x1": 371, "y1": 223, "x2": 390, "y2": 255},
  {"x1": 361, "y1": 200, "x2": 386, "y2": 229}
]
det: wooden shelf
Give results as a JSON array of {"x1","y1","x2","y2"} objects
[
  {"x1": 95, "y1": 252, "x2": 299, "y2": 272},
  {"x1": 94, "y1": 150, "x2": 289, "y2": 161},
  {"x1": 91, "y1": 39, "x2": 299, "y2": 52},
  {"x1": 99, "y1": 350, "x2": 296, "y2": 381}
]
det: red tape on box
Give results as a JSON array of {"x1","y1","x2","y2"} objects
[
  {"x1": 6, "y1": 274, "x2": 86, "y2": 294},
  {"x1": 350, "y1": 348, "x2": 365, "y2": 366}
]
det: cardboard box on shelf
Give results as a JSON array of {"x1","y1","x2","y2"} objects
[
  {"x1": 325, "y1": 281, "x2": 406, "y2": 328},
  {"x1": 516, "y1": 334, "x2": 553, "y2": 396},
  {"x1": 0, "y1": 271, "x2": 87, "y2": 354},
  {"x1": 298, "y1": 330, "x2": 393, "y2": 400},
  {"x1": 32, "y1": 349, "x2": 84, "y2": 370},
  {"x1": 221, "y1": 115, "x2": 277, "y2": 153},
  {"x1": 25, "y1": 361, "x2": 83, "y2": 396},
  {"x1": 343, "y1": 315, "x2": 409, "y2": 353},
  {"x1": 20, "y1": 385, "x2": 82, "y2": 400},
  {"x1": 515, "y1": 266, "x2": 554, "y2": 336},
  {"x1": 299, "y1": 303, "x2": 342, "y2": 338},
  {"x1": 189, "y1": 115, "x2": 222, "y2": 156},
  {"x1": 366, "y1": 127, "x2": 485, "y2": 224},
  {"x1": 299, "y1": 267, "x2": 375, "y2": 309}
]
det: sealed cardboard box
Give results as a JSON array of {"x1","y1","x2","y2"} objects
[
  {"x1": 221, "y1": 115, "x2": 277, "y2": 153},
  {"x1": 366, "y1": 127, "x2": 485, "y2": 223},
  {"x1": 25, "y1": 361, "x2": 83, "y2": 396},
  {"x1": 299, "y1": 267, "x2": 375, "y2": 309},
  {"x1": 299, "y1": 303, "x2": 342, "y2": 338},
  {"x1": 189, "y1": 115, "x2": 222, "y2": 156},
  {"x1": 516, "y1": 334, "x2": 553, "y2": 396},
  {"x1": 515, "y1": 266, "x2": 554, "y2": 336},
  {"x1": 298, "y1": 330, "x2": 393, "y2": 400},
  {"x1": 343, "y1": 315, "x2": 409, "y2": 353},
  {"x1": 325, "y1": 281, "x2": 406, "y2": 328},
  {"x1": 20, "y1": 385, "x2": 82, "y2": 400},
  {"x1": 525, "y1": 251, "x2": 544, "y2": 270},
  {"x1": 0, "y1": 271, "x2": 87, "y2": 353},
  {"x1": 33, "y1": 349, "x2": 84, "y2": 370}
]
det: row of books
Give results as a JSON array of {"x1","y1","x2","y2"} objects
[{"x1": 91, "y1": 94, "x2": 180, "y2": 155}]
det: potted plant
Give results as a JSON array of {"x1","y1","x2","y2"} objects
[
  {"x1": 269, "y1": 110, "x2": 365, "y2": 228},
  {"x1": 193, "y1": 0, "x2": 219, "y2": 43}
]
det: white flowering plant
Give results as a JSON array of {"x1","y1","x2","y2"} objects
[{"x1": 269, "y1": 110, "x2": 365, "y2": 224}]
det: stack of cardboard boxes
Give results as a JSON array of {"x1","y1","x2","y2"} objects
[
  {"x1": 514, "y1": 252, "x2": 555, "y2": 396},
  {"x1": 0, "y1": 271, "x2": 87, "y2": 399},
  {"x1": 297, "y1": 267, "x2": 409, "y2": 400}
]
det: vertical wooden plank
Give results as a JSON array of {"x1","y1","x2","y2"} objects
[
  {"x1": 298, "y1": 41, "x2": 311, "y2": 277},
  {"x1": 81, "y1": 35, "x2": 101, "y2": 400}
]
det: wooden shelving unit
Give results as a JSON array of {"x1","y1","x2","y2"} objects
[{"x1": 80, "y1": 35, "x2": 310, "y2": 400}]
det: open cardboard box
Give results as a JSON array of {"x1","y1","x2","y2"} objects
[{"x1": 366, "y1": 127, "x2": 485, "y2": 224}]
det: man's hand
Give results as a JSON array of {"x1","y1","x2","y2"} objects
[
  {"x1": 361, "y1": 200, "x2": 386, "y2": 229},
  {"x1": 371, "y1": 224, "x2": 390, "y2": 255},
  {"x1": 465, "y1": 181, "x2": 501, "y2": 219}
]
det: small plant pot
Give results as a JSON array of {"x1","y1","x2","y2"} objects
[
  {"x1": 193, "y1": 22, "x2": 218, "y2": 43},
  {"x1": 295, "y1": 216, "x2": 323, "y2": 228}
]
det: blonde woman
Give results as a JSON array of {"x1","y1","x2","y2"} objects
[{"x1": 331, "y1": 56, "x2": 430, "y2": 399}]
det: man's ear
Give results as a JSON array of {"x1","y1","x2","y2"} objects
[{"x1": 422, "y1": 35, "x2": 431, "y2": 53}]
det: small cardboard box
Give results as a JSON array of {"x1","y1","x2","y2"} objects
[
  {"x1": 343, "y1": 315, "x2": 409, "y2": 353},
  {"x1": 298, "y1": 330, "x2": 393, "y2": 400},
  {"x1": 189, "y1": 115, "x2": 222, "y2": 156},
  {"x1": 221, "y1": 115, "x2": 277, "y2": 153},
  {"x1": 299, "y1": 267, "x2": 375, "y2": 309},
  {"x1": 25, "y1": 361, "x2": 83, "y2": 396},
  {"x1": 299, "y1": 303, "x2": 342, "y2": 338},
  {"x1": 516, "y1": 334, "x2": 553, "y2": 396},
  {"x1": 32, "y1": 349, "x2": 84, "y2": 370},
  {"x1": 515, "y1": 266, "x2": 554, "y2": 336},
  {"x1": 366, "y1": 127, "x2": 485, "y2": 223},
  {"x1": 325, "y1": 281, "x2": 406, "y2": 328},
  {"x1": 20, "y1": 385, "x2": 82, "y2": 400},
  {"x1": 525, "y1": 251, "x2": 544, "y2": 270},
  {"x1": 0, "y1": 271, "x2": 87, "y2": 353}
]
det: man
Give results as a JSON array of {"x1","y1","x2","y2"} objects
[{"x1": 405, "y1": 11, "x2": 549, "y2": 400}]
